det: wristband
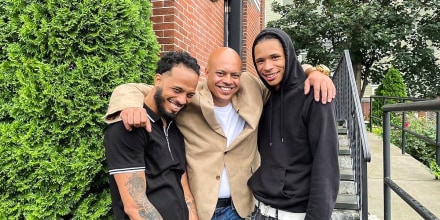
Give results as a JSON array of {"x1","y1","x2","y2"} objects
[{"x1": 304, "y1": 64, "x2": 330, "y2": 76}]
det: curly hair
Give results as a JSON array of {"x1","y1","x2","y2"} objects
[{"x1": 155, "y1": 51, "x2": 200, "y2": 76}]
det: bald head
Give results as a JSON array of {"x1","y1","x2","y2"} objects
[
  {"x1": 207, "y1": 47, "x2": 242, "y2": 71},
  {"x1": 205, "y1": 47, "x2": 242, "y2": 107}
]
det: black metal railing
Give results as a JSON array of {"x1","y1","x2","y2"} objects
[
  {"x1": 369, "y1": 96, "x2": 439, "y2": 166},
  {"x1": 368, "y1": 96, "x2": 427, "y2": 133},
  {"x1": 383, "y1": 100, "x2": 440, "y2": 220},
  {"x1": 369, "y1": 96, "x2": 430, "y2": 155},
  {"x1": 333, "y1": 50, "x2": 371, "y2": 220}
]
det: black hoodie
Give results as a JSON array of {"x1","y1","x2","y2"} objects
[{"x1": 247, "y1": 28, "x2": 339, "y2": 219}]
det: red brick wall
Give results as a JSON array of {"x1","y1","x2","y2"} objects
[
  {"x1": 243, "y1": 0, "x2": 264, "y2": 76},
  {"x1": 151, "y1": 0, "x2": 223, "y2": 74},
  {"x1": 151, "y1": 0, "x2": 264, "y2": 76},
  {"x1": 361, "y1": 100, "x2": 370, "y2": 120}
]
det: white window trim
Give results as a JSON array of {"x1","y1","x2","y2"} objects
[{"x1": 253, "y1": 0, "x2": 261, "y2": 11}]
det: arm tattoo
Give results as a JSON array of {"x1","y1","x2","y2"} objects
[
  {"x1": 126, "y1": 173, "x2": 163, "y2": 220},
  {"x1": 185, "y1": 194, "x2": 194, "y2": 208},
  {"x1": 185, "y1": 195, "x2": 197, "y2": 215}
]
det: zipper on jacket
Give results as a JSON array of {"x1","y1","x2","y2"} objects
[{"x1": 162, "y1": 120, "x2": 175, "y2": 161}]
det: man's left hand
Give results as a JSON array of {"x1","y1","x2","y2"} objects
[{"x1": 304, "y1": 70, "x2": 336, "y2": 104}]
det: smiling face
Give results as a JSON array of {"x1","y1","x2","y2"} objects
[
  {"x1": 206, "y1": 48, "x2": 242, "y2": 107},
  {"x1": 153, "y1": 64, "x2": 199, "y2": 120},
  {"x1": 253, "y1": 38, "x2": 286, "y2": 90}
]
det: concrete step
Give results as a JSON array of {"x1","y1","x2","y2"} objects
[
  {"x1": 339, "y1": 133, "x2": 353, "y2": 168},
  {"x1": 338, "y1": 120, "x2": 347, "y2": 135},
  {"x1": 332, "y1": 209, "x2": 360, "y2": 220},
  {"x1": 339, "y1": 134, "x2": 350, "y2": 149},
  {"x1": 334, "y1": 124, "x2": 360, "y2": 218},
  {"x1": 339, "y1": 154, "x2": 353, "y2": 169},
  {"x1": 340, "y1": 168, "x2": 354, "y2": 181},
  {"x1": 339, "y1": 134, "x2": 351, "y2": 156},
  {"x1": 339, "y1": 146, "x2": 351, "y2": 155},
  {"x1": 338, "y1": 128, "x2": 348, "y2": 134},
  {"x1": 335, "y1": 194, "x2": 359, "y2": 210},
  {"x1": 339, "y1": 180, "x2": 356, "y2": 195}
]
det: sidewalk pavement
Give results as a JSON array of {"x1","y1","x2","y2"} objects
[{"x1": 366, "y1": 132, "x2": 440, "y2": 220}]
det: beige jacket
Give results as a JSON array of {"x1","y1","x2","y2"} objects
[{"x1": 104, "y1": 72, "x2": 269, "y2": 220}]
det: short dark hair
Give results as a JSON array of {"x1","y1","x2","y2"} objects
[
  {"x1": 254, "y1": 33, "x2": 279, "y2": 45},
  {"x1": 253, "y1": 32, "x2": 287, "y2": 62},
  {"x1": 254, "y1": 32, "x2": 287, "y2": 54},
  {"x1": 156, "y1": 51, "x2": 200, "y2": 76}
]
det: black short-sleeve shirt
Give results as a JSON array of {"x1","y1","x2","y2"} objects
[{"x1": 104, "y1": 105, "x2": 188, "y2": 220}]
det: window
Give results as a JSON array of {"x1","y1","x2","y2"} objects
[{"x1": 253, "y1": 0, "x2": 261, "y2": 10}]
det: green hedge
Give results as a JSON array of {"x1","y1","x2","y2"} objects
[
  {"x1": 371, "y1": 67, "x2": 407, "y2": 125},
  {"x1": 372, "y1": 114, "x2": 438, "y2": 178},
  {"x1": 390, "y1": 114, "x2": 437, "y2": 166},
  {"x1": 0, "y1": 0, "x2": 159, "y2": 218}
]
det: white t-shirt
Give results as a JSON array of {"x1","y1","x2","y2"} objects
[{"x1": 214, "y1": 102, "x2": 245, "y2": 198}]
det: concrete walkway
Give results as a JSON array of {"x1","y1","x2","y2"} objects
[{"x1": 366, "y1": 132, "x2": 440, "y2": 220}]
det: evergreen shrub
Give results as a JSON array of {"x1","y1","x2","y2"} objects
[
  {"x1": 0, "y1": 0, "x2": 159, "y2": 218},
  {"x1": 371, "y1": 67, "x2": 407, "y2": 125}
]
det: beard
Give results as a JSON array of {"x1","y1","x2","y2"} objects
[{"x1": 154, "y1": 87, "x2": 186, "y2": 122}]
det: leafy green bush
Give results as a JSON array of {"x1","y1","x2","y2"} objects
[
  {"x1": 0, "y1": 0, "x2": 159, "y2": 218},
  {"x1": 371, "y1": 67, "x2": 407, "y2": 125},
  {"x1": 430, "y1": 161, "x2": 440, "y2": 180},
  {"x1": 393, "y1": 114, "x2": 437, "y2": 166},
  {"x1": 373, "y1": 114, "x2": 438, "y2": 169}
]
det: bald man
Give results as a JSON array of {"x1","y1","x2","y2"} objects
[{"x1": 104, "y1": 47, "x2": 335, "y2": 220}]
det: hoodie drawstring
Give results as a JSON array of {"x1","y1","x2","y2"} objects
[
  {"x1": 269, "y1": 100, "x2": 273, "y2": 147},
  {"x1": 269, "y1": 90, "x2": 285, "y2": 147},
  {"x1": 281, "y1": 89, "x2": 284, "y2": 143}
]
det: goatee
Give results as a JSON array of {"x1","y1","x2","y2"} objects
[{"x1": 154, "y1": 87, "x2": 185, "y2": 122}]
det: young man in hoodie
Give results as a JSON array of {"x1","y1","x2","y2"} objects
[
  {"x1": 248, "y1": 28, "x2": 339, "y2": 220},
  {"x1": 104, "y1": 47, "x2": 335, "y2": 220}
]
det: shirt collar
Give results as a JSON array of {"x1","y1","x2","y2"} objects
[{"x1": 144, "y1": 104, "x2": 160, "y2": 123}]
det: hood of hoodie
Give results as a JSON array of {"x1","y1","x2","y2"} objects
[
  {"x1": 251, "y1": 28, "x2": 306, "y2": 92},
  {"x1": 251, "y1": 28, "x2": 309, "y2": 146}
]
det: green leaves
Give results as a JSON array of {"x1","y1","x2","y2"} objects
[
  {"x1": 371, "y1": 67, "x2": 407, "y2": 124},
  {"x1": 372, "y1": 113, "x2": 438, "y2": 175},
  {"x1": 376, "y1": 68, "x2": 407, "y2": 98},
  {"x1": 0, "y1": 0, "x2": 159, "y2": 218},
  {"x1": 268, "y1": 0, "x2": 440, "y2": 98},
  {"x1": 430, "y1": 161, "x2": 440, "y2": 180}
]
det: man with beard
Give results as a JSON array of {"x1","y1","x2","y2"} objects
[
  {"x1": 104, "y1": 47, "x2": 335, "y2": 220},
  {"x1": 104, "y1": 51, "x2": 200, "y2": 220}
]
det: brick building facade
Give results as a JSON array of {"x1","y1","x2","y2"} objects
[
  {"x1": 243, "y1": 0, "x2": 265, "y2": 75},
  {"x1": 150, "y1": 0, "x2": 264, "y2": 76}
]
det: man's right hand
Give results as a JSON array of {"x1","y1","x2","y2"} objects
[{"x1": 120, "y1": 107, "x2": 151, "y2": 132}]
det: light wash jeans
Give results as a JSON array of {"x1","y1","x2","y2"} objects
[{"x1": 211, "y1": 205, "x2": 244, "y2": 220}]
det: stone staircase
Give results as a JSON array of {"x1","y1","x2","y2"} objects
[{"x1": 332, "y1": 127, "x2": 360, "y2": 220}]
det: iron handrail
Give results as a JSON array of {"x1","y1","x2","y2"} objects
[
  {"x1": 383, "y1": 100, "x2": 440, "y2": 112},
  {"x1": 368, "y1": 96, "x2": 428, "y2": 132},
  {"x1": 382, "y1": 100, "x2": 440, "y2": 220},
  {"x1": 333, "y1": 50, "x2": 371, "y2": 220},
  {"x1": 334, "y1": 50, "x2": 371, "y2": 162}
]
